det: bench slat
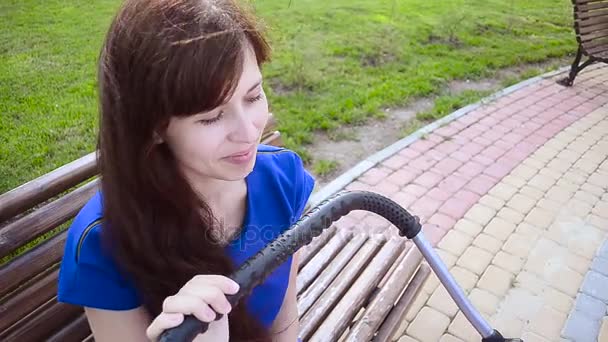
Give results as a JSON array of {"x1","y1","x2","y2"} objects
[
  {"x1": 576, "y1": 1, "x2": 608, "y2": 12},
  {"x1": 376, "y1": 243, "x2": 410, "y2": 290},
  {"x1": 373, "y1": 264, "x2": 431, "y2": 342},
  {"x1": 308, "y1": 238, "x2": 404, "y2": 341},
  {"x1": 298, "y1": 225, "x2": 337, "y2": 269},
  {"x1": 581, "y1": 37, "x2": 608, "y2": 58},
  {"x1": 578, "y1": 21, "x2": 608, "y2": 34},
  {"x1": 297, "y1": 234, "x2": 367, "y2": 316},
  {"x1": 0, "y1": 152, "x2": 97, "y2": 223},
  {"x1": 0, "y1": 267, "x2": 58, "y2": 332},
  {"x1": 296, "y1": 231, "x2": 352, "y2": 295},
  {"x1": 0, "y1": 179, "x2": 98, "y2": 259},
  {"x1": 577, "y1": 13, "x2": 608, "y2": 27},
  {"x1": 299, "y1": 236, "x2": 384, "y2": 340},
  {"x1": 575, "y1": 0, "x2": 606, "y2": 4},
  {"x1": 0, "y1": 297, "x2": 82, "y2": 341},
  {"x1": 345, "y1": 247, "x2": 423, "y2": 341},
  {"x1": 47, "y1": 313, "x2": 91, "y2": 342},
  {"x1": 0, "y1": 232, "x2": 64, "y2": 298},
  {"x1": 359, "y1": 244, "x2": 410, "y2": 311},
  {"x1": 583, "y1": 36, "x2": 608, "y2": 51},
  {"x1": 260, "y1": 114, "x2": 279, "y2": 145},
  {"x1": 596, "y1": 50, "x2": 608, "y2": 58},
  {"x1": 361, "y1": 245, "x2": 410, "y2": 310},
  {"x1": 266, "y1": 112, "x2": 277, "y2": 128},
  {"x1": 575, "y1": 0, "x2": 607, "y2": 4},
  {"x1": 581, "y1": 28, "x2": 608, "y2": 42},
  {"x1": 576, "y1": 7, "x2": 608, "y2": 20},
  {"x1": 260, "y1": 130, "x2": 282, "y2": 147},
  {"x1": 587, "y1": 42, "x2": 608, "y2": 54}
]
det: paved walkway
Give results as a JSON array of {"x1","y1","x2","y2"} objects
[{"x1": 322, "y1": 64, "x2": 608, "y2": 341}]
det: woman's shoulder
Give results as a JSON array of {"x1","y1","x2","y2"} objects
[
  {"x1": 254, "y1": 143, "x2": 313, "y2": 188},
  {"x1": 254, "y1": 144, "x2": 295, "y2": 163},
  {"x1": 58, "y1": 191, "x2": 140, "y2": 310},
  {"x1": 63, "y1": 191, "x2": 105, "y2": 261},
  {"x1": 252, "y1": 144, "x2": 316, "y2": 223},
  {"x1": 256, "y1": 143, "x2": 288, "y2": 154},
  {"x1": 254, "y1": 144, "x2": 307, "y2": 180},
  {"x1": 62, "y1": 190, "x2": 133, "y2": 272}
]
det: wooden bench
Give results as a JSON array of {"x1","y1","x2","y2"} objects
[
  {"x1": 558, "y1": 0, "x2": 608, "y2": 86},
  {"x1": 0, "y1": 114, "x2": 429, "y2": 341},
  {"x1": 296, "y1": 228, "x2": 430, "y2": 341}
]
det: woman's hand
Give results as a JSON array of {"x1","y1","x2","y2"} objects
[{"x1": 146, "y1": 275, "x2": 239, "y2": 342}]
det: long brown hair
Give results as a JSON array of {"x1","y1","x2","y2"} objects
[{"x1": 96, "y1": 0, "x2": 272, "y2": 340}]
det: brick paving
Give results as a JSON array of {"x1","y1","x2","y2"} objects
[
  {"x1": 562, "y1": 240, "x2": 608, "y2": 342},
  {"x1": 328, "y1": 65, "x2": 608, "y2": 341}
]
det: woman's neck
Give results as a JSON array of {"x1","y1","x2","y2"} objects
[
  {"x1": 190, "y1": 176, "x2": 249, "y2": 244},
  {"x1": 194, "y1": 178, "x2": 245, "y2": 205}
]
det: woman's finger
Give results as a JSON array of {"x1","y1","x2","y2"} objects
[
  {"x1": 178, "y1": 286, "x2": 233, "y2": 315},
  {"x1": 191, "y1": 275, "x2": 240, "y2": 294},
  {"x1": 146, "y1": 312, "x2": 184, "y2": 341},
  {"x1": 162, "y1": 294, "x2": 218, "y2": 323}
]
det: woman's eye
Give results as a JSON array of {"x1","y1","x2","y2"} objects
[
  {"x1": 246, "y1": 93, "x2": 263, "y2": 103},
  {"x1": 197, "y1": 111, "x2": 224, "y2": 125}
]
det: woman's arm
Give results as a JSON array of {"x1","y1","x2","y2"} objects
[
  {"x1": 84, "y1": 254, "x2": 301, "y2": 342},
  {"x1": 84, "y1": 306, "x2": 152, "y2": 341},
  {"x1": 86, "y1": 303, "x2": 231, "y2": 342},
  {"x1": 269, "y1": 250, "x2": 301, "y2": 342}
]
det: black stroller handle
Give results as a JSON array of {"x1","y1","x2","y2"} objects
[{"x1": 159, "y1": 190, "x2": 521, "y2": 342}]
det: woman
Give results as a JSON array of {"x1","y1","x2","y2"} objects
[{"x1": 57, "y1": 0, "x2": 315, "y2": 341}]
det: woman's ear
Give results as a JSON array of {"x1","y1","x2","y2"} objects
[{"x1": 153, "y1": 131, "x2": 164, "y2": 144}]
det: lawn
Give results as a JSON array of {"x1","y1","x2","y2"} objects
[{"x1": 0, "y1": 0, "x2": 575, "y2": 194}]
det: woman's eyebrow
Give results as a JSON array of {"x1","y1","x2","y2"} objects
[{"x1": 246, "y1": 79, "x2": 263, "y2": 93}]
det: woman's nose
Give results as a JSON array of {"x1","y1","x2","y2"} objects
[{"x1": 230, "y1": 108, "x2": 259, "y2": 143}]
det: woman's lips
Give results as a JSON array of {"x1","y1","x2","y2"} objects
[
  {"x1": 224, "y1": 146, "x2": 255, "y2": 164},
  {"x1": 229, "y1": 148, "x2": 252, "y2": 157}
]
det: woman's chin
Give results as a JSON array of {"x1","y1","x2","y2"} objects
[{"x1": 218, "y1": 159, "x2": 256, "y2": 180}]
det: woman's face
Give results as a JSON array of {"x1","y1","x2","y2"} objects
[{"x1": 163, "y1": 46, "x2": 269, "y2": 183}]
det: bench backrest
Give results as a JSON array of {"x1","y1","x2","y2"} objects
[
  {"x1": 573, "y1": 0, "x2": 608, "y2": 57},
  {"x1": 0, "y1": 115, "x2": 282, "y2": 341}
]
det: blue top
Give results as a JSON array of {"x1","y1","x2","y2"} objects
[{"x1": 57, "y1": 144, "x2": 315, "y2": 330}]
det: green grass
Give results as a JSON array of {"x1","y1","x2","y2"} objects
[
  {"x1": 1, "y1": 0, "x2": 576, "y2": 194},
  {"x1": 312, "y1": 159, "x2": 340, "y2": 176},
  {"x1": 400, "y1": 119, "x2": 425, "y2": 138},
  {"x1": 416, "y1": 90, "x2": 493, "y2": 121},
  {"x1": 328, "y1": 129, "x2": 359, "y2": 142},
  {"x1": 500, "y1": 60, "x2": 566, "y2": 88}
]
